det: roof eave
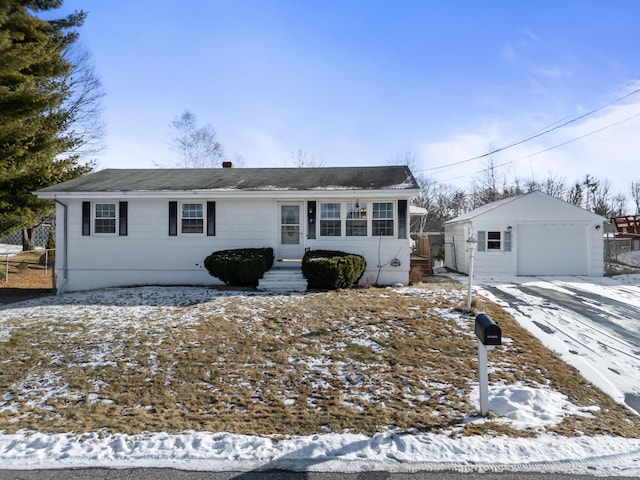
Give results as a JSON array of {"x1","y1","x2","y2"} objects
[{"x1": 36, "y1": 187, "x2": 421, "y2": 200}]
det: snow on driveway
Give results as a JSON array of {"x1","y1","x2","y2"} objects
[{"x1": 476, "y1": 265, "x2": 640, "y2": 416}]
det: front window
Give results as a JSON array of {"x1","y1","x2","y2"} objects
[
  {"x1": 181, "y1": 203, "x2": 204, "y2": 234},
  {"x1": 372, "y1": 202, "x2": 394, "y2": 236},
  {"x1": 320, "y1": 203, "x2": 341, "y2": 236},
  {"x1": 94, "y1": 203, "x2": 116, "y2": 234},
  {"x1": 346, "y1": 202, "x2": 367, "y2": 236}
]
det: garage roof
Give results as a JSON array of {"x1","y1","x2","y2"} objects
[{"x1": 445, "y1": 191, "x2": 607, "y2": 224}]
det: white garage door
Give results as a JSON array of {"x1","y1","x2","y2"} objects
[{"x1": 517, "y1": 223, "x2": 588, "y2": 276}]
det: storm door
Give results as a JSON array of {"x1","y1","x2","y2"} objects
[{"x1": 277, "y1": 202, "x2": 304, "y2": 263}]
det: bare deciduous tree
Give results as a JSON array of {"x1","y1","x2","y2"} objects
[
  {"x1": 390, "y1": 151, "x2": 467, "y2": 232},
  {"x1": 288, "y1": 148, "x2": 325, "y2": 168},
  {"x1": 631, "y1": 181, "x2": 640, "y2": 215},
  {"x1": 169, "y1": 110, "x2": 224, "y2": 168},
  {"x1": 61, "y1": 46, "x2": 106, "y2": 161}
]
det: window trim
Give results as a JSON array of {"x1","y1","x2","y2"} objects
[
  {"x1": 477, "y1": 230, "x2": 512, "y2": 252},
  {"x1": 486, "y1": 231, "x2": 502, "y2": 250},
  {"x1": 82, "y1": 201, "x2": 128, "y2": 236},
  {"x1": 169, "y1": 201, "x2": 216, "y2": 237},
  {"x1": 180, "y1": 202, "x2": 205, "y2": 235},
  {"x1": 372, "y1": 201, "x2": 395, "y2": 237},
  {"x1": 317, "y1": 200, "x2": 399, "y2": 238},
  {"x1": 93, "y1": 202, "x2": 118, "y2": 236},
  {"x1": 346, "y1": 201, "x2": 368, "y2": 237},
  {"x1": 319, "y1": 202, "x2": 342, "y2": 237}
]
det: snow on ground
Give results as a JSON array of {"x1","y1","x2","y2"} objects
[
  {"x1": 1, "y1": 251, "x2": 640, "y2": 474},
  {"x1": 474, "y1": 266, "x2": 640, "y2": 412},
  {"x1": 0, "y1": 244, "x2": 22, "y2": 256},
  {"x1": 618, "y1": 249, "x2": 640, "y2": 267},
  {"x1": 1, "y1": 429, "x2": 640, "y2": 475}
]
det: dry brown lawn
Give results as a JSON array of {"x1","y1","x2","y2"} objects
[
  {"x1": 0, "y1": 250, "x2": 54, "y2": 304},
  {"x1": 0, "y1": 270, "x2": 637, "y2": 439}
]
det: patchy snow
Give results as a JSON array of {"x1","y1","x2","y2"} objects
[
  {"x1": 0, "y1": 244, "x2": 22, "y2": 256},
  {"x1": 474, "y1": 383, "x2": 600, "y2": 430},
  {"x1": 474, "y1": 271, "x2": 640, "y2": 412},
  {"x1": 1, "y1": 258, "x2": 640, "y2": 474},
  {"x1": 618, "y1": 249, "x2": 640, "y2": 267}
]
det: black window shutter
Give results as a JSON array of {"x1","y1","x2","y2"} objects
[
  {"x1": 207, "y1": 201, "x2": 216, "y2": 236},
  {"x1": 119, "y1": 202, "x2": 128, "y2": 236},
  {"x1": 307, "y1": 201, "x2": 316, "y2": 239},
  {"x1": 398, "y1": 200, "x2": 407, "y2": 239},
  {"x1": 82, "y1": 201, "x2": 91, "y2": 236},
  {"x1": 169, "y1": 201, "x2": 178, "y2": 236}
]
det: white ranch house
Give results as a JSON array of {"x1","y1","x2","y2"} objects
[
  {"x1": 444, "y1": 191, "x2": 607, "y2": 277},
  {"x1": 35, "y1": 166, "x2": 420, "y2": 293}
]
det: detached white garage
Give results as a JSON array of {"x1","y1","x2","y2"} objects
[{"x1": 444, "y1": 191, "x2": 607, "y2": 277}]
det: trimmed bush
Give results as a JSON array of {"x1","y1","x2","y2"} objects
[
  {"x1": 204, "y1": 248, "x2": 274, "y2": 287},
  {"x1": 302, "y1": 249, "x2": 366, "y2": 290}
]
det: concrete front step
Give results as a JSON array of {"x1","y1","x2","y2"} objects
[{"x1": 257, "y1": 268, "x2": 307, "y2": 293}]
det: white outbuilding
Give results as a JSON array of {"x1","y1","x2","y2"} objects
[{"x1": 444, "y1": 191, "x2": 607, "y2": 277}]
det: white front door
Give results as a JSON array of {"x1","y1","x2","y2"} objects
[{"x1": 277, "y1": 202, "x2": 304, "y2": 263}]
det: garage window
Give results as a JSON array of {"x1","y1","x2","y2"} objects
[
  {"x1": 477, "y1": 230, "x2": 512, "y2": 252},
  {"x1": 487, "y1": 231, "x2": 501, "y2": 250}
]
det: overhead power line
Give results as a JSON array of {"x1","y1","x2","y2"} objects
[
  {"x1": 417, "y1": 80, "x2": 640, "y2": 175},
  {"x1": 438, "y1": 110, "x2": 640, "y2": 184}
]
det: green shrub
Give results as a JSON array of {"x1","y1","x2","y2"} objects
[
  {"x1": 204, "y1": 248, "x2": 274, "y2": 287},
  {"x1": 302, "y1": 249, "x2": 366, "y2": 290}
]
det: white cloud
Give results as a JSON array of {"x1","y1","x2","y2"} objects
[
  {"x1": 413, "y1": 96, "x2": 640, "y2": 205},
  {"x1": 500, "y1": 43, "x2": 517, "y2": 61},
  {"x1": 533, "y1": 66, "x2": 573, "y2": 78}
]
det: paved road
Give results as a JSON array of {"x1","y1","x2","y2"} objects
[{"x1": 1, "y1": 470, "x2": 638, "y2": 480}]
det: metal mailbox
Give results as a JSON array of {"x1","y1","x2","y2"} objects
[{"x1": 475, "y1": 313, "x2": 502, "y2": 346}]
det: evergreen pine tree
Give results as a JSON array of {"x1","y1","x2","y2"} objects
[{"x1": 0, "y1": 0, "x2": 94, "y2": 248}]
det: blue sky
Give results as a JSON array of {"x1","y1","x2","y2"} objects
[{"x1": 54, "y1": 1, "x2": 640, "y2": 203}]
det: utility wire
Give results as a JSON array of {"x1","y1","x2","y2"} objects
[
  {"x1": 438, "y1": 110, "x2": 640, "y2": 184},
  {"x1": 417, "y1": 80, "x2": 640, "y2": 174}
]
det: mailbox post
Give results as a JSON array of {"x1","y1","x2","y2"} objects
[{"x1": 474, "y1": 313, "x2": 501, "y2": 416}]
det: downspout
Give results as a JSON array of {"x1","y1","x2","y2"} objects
[{"x1": 54, "y1": 199, "x2": 68, "y2": 294}]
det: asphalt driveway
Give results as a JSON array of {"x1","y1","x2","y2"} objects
[{"x1": 477, "y1": 276, "x2": 640, "y2": 415}]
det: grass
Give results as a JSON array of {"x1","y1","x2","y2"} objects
[{"x1": 0, "y1": 282, "x2": 638, "y2": 438}]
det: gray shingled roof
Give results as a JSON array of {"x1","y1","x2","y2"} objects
[{"x1": 36, "y1": 166, "x2": 419, "y2": 193}]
